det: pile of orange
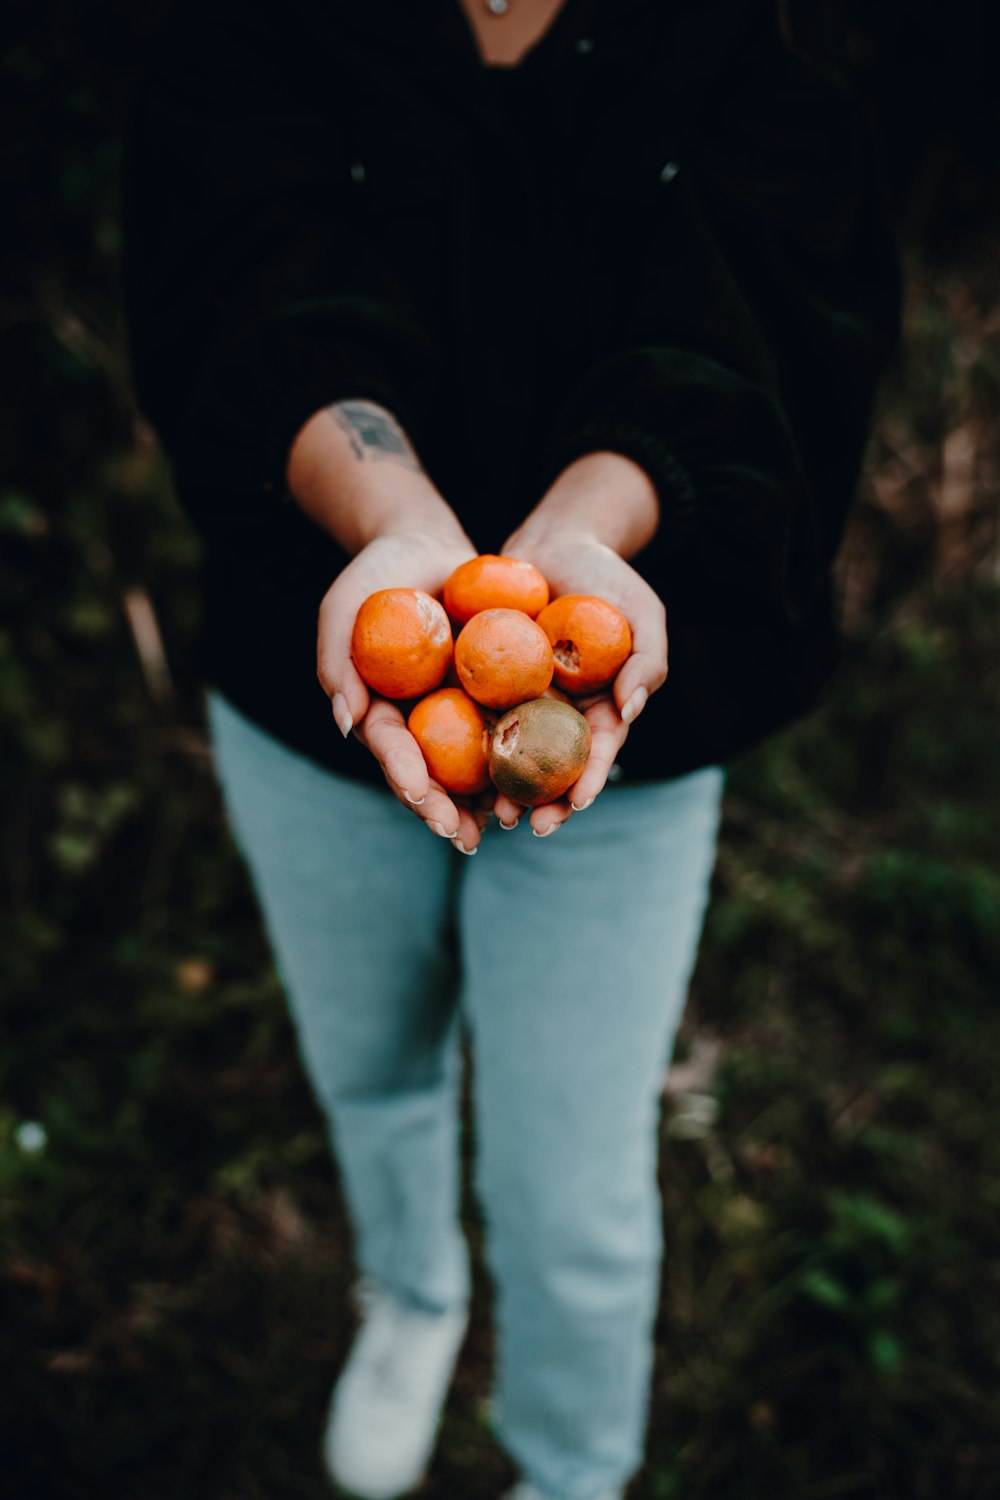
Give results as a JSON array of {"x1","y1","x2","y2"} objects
[{"x1": 350, "y1": 555, "x2": 632, "y2": 807}]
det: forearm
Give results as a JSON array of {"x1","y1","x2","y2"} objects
[
  {"x1": 505, "y1": 451, "x2": 660, "y2": 562},
  {"x1": 287, "y1": 399, "x2": 472, "y2": 555}
]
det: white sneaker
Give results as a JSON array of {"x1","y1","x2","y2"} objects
[
  {"x1": 323, "y1": 1275, "x2": 470, "y2": 1499},
  {"x1": 502, "y1": 1485, "x2": 625, "y2": 1500}
]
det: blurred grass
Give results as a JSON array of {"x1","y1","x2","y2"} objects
[{"x1": 2, "y1": 7, "x2": 1000, "y2": 1498}]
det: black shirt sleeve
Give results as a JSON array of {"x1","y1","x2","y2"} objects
[
  {"x1": 120, "y1": 0, "x2": 440, "y2": 528},
  {"x1": 534, "y1": 20, "x2": 902, "y2": 635}
]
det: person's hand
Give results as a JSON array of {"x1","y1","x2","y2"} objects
[
  {"x1": 316, "y1": 526, "x2": 494, "y2": 854},
  {"x1": 493, "y1": 532, "x2": 668, "y2": 835}
]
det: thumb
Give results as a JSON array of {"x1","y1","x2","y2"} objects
[
  {"x1": 317, "y1": 586, "x2": 371, "y2": 738},
  {"x1": 613, "y1": 601, "x2": 668, "y2": 724}
]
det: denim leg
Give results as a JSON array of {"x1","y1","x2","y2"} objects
[
  {"x1": 206, "y1": 690, "x2": 471, "y2": 1315},
  {"x1": 458, "y1": 767, "x2": 724, "y2": 1499}
]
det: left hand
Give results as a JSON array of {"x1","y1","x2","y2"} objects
[{"x1": 493, "y1": 532, "x2": 669, "y2": 835}]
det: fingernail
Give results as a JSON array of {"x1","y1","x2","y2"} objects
[
  {"x1": 429, "y1": 821, "x2": 459, "y2": 839},
  {"x1": 570, "y1": 797, "x2": 595, "y2": 812},
  {"x1": 404, "y1": 790, "x2": 426, "y2": 806},
  {"x1": 498, "y1": 819, "x2": 519, "y2": 831},
  {"x1": 451, "y1": 839, "x2": 477, "y2": 856},
  {"x1": 532, "y1": 825, "x2": 559, "y2": 838},
  {"x1": 621, "y1": 687, "x2": 648, "y2": 725},
  {"x1": 332, "y1": 692, "x2": 353, "y2": 739}
]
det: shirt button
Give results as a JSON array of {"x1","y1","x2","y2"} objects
[
  {"x1": 350, "y1": 161, "x2": 366, "y2": 184},
  {"x1": 659, "y1": 161, "x2": 680, "y2": 184},
  {"x1": 575, "y1": 36, "x2": 596, "y2": 53}
]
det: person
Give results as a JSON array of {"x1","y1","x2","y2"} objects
[{"x1": 120, "y1": 2, "x2": 901, "y2": 1497}]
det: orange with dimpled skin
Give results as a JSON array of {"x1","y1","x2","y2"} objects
[
  {"x1": 443, "y1": 554, "x2": 550, "y2": 624},
  {"x1": 535, "y1": 594, "x2": 632, "y2": 695},
  {"x1": 407, "y1": 688, "x2": 491, "y2": 796},
  {"x1": 351, "y1": 588, "x2": 453, "y2": 700},
  {"x1": 454, "y1": 608, "x2": 554, "y2": 710}
]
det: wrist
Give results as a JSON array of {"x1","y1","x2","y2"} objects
[
  {"x1": 504, "y1": 518, "x2": 601, "y2": 565},
  {"x1": 515, "y1": 451, "x2": 659, "y2": 562},
  {"x1": 374, "y1": 515, "x2": 475, "y2": 557},
  {"x1": 361, "y1": 488, "x2": 473, "y2": 553}
]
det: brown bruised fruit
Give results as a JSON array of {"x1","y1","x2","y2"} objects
[{"x1": 488, "y1": 698, "x2": 591, "y2": 807}]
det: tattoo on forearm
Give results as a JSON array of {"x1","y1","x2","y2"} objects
[{"x1": 329, "y1": 400, "x2": 421, "y2": 472}]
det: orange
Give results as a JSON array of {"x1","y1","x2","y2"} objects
[
  {"x1": 535, "y1": 595, "x2": 632, "y2": 694},
  {"x1": 489, "y1": 698, "x2": 592, "y2": 806},
  {"x1": 443, "y1": 554, "x2": 550, "y2": 625},
  {"x1": 407, "y1": 688, "x2": 491, "y2": 796},
  {"x1": 454, "y1": 608, "x2": 554, "y2": 710},
  {"x1": 351, "y1": 588, "x2": 453, "y2": 700}
]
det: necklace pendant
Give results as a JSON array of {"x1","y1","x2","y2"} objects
[{"x1": 486, "y1": 0, "x2": 510, "y2": 15}]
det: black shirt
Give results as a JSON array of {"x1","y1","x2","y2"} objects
[{"x1": 121, "y1": 0, "x2": 902, "y2": 787}]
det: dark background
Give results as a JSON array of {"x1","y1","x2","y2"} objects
[{"x1": 2, "y1": 3, "x2": 999, "y2": 1497}]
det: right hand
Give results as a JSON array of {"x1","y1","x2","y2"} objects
[{"x1": 316, "y1": 526, "x2": 493, "y2": 853}]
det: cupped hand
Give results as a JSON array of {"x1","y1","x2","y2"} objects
[
  {"x1": 316, "y1": 526, "x2": 493, "y2": 852},
  {"x1": 493, "y1": 533, "x2": 668, "y2": 835}
]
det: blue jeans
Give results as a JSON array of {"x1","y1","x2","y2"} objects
[{"x1": 206, "y1": 690, "x2": 724, "y2": 1500}]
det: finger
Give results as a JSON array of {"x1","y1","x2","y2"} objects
[
  {"x1": 491, "y1": 790, "x2": 574, "y2": 835},
  {"x1": 356, "y1": 698, "x2": 432, "y2": 807},
  {"x1": 409, "y1": 782, "x2": 469, "y2": 840},
  {"x1": 469, "y1": 804, "x2": 493, "y2": 834},
  {"x1": 567, "y1": 699, "x2": 629, "y2": 810},
  {"x1": 528, "y1": 797, "x2": 575, "y2": 837},
  {"x1": 473, "y1": 786, "x2": 499, "y2": 817},
  {"x1": 399, "y1": 779, "x2": 482, "y2": 852},
  {"x1": 391, "y1": 772, "x2": 472, "y2": 844},
  {"x1": 350, "y1": 688, "x2": 490, "y2": 851},
  {"x1": 492, "y1": 791, "x2": 525, "y2": 830},
  {"x1": 317, "y1": 589, "x2": 371, "y2": 736},
  {"x1": 451, "y1": 792, "x2": 493, "y2": 837},
  {"x1": 613, "y1": 599, "x2": 668, "y2": 723},
  {"x1": 357, "y1": 707, "x2": 479, "y2": 847},
  {"x1": 447, "y1": 799, "x2": 485, "y2": 854}
]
